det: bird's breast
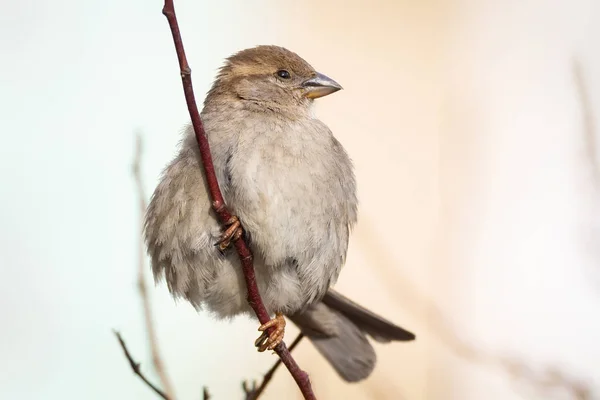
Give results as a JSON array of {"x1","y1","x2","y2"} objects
[{"x1": 226, "y1": 119, "x2": 348, "y2": 268}]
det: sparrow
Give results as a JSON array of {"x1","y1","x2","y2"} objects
[{"x1": 144, "y1": 45, "x2": 415, "y2": 382}]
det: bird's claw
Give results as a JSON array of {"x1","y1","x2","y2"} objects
[
  {"x1": 215, "y1": 215, "x2": 243, "y2": 251},
  {"x1": 255, "y1": 312, "x2": 286, "y2": 352}
]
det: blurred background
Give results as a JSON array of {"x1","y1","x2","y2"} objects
[{"x1": 1, "y1": 0, "x2": 599, "y2": 399}]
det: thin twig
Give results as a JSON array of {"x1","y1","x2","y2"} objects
[
  {"x1": 243, "y1": 333, "x2": 305, "y2": 400},
  {"x1": 160, "y1": 2, "x2": 316, "y2": 399},
  {"x1": 132, "y1": 132, "x2": 177, "y2": 399},
  {"x1": 357, "y1": 221, "x2": 596, "y2": 399},
  {"x1": 114, "y1": 331, "x2": 170, "y2": 400},
  {"x1": 573, "y1": 59, "x2": 599, "y2": 187}
]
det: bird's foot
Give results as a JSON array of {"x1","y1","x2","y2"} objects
[
  {"x1": 255, "y1": 312, "x2": 286, "y2": 352},
  {"x1": 215, "y1": 215, "x2": 243, "y2": 251}
]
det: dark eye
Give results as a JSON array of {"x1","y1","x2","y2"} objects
[{"x1": 276, "y1": 69, "x2": 291, "y2": 79}]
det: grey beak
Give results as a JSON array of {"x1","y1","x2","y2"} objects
[{"x1": 302, "y1": 72, "x2": 343, "y2": 99}]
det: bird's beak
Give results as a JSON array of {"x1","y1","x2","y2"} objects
[{"x1": 301, "y1": 72, "x2": 343, "y2": 99}]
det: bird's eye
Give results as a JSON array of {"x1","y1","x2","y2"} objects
[{"x1": 276, "y1": 70, "x2": 291, "y2": 79}]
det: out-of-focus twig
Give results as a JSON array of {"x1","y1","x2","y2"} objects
[
  {"x1": 132, "y1": 133, "x2": 177, "y2": 398},
  {"x1": 243, "y1": 333, "x2": 305, "y2": 400},
  {"x1": 572, "y1": 58, "x2": 600, "y2": 289},
  {"x1": 115, "y1": 330, "x2": 170, "y2": 400},
  {"x1": 123, "y1": 132, "x2": 177, "y2": 399},
  {"x1": 502, "y1": 357, "x2": 592, "y2": 400},
  {"x1": 116, "y1": 330, "x2": 213, "y2": 400},
  {"x1": 573, "y1": 59, "x2": 599, "y2": 187},
  {"x1": 356, "y1": 221, "x2": 596, "y2": 399}
]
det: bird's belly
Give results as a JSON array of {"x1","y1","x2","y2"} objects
[
  {"x1": 202, "y1": 157, "x2": 345, "y2": 317},
  {"x1": 222, "y1": 129, "x2": 352, "y2": 311},
  {"x1": 203, "y1": 254, "x2": 311, "y2": 316},
  {"x1": 232, "y1": 160, "x2": 336, "y2": 266}
]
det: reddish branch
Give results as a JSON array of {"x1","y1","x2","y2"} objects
[
  {"x1": 243, "y1": 333, "x2": 305, "y2": 400},
  {"x1": 161, "y1": 1, "x2": 316, "y2": 399}
]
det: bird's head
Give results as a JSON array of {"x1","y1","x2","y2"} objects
[{"x1": 206, "y1": 45, "x2": 342, "y2": 113}]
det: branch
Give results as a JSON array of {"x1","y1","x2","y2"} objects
[
  {"x1": 161, "y1": 2, "x2": 315, "y2": 399},
  {"x1": 243, "y1": 333, "x2": 305, "y2": 400},
  {"x1": 118, "y1": 133, "x2": 214, "y2": 400},
  {"x1": 132, "y1": 133, "x2": 177, "y2": 399},
  {"x1": 115, "y1": 331, "x2": 170, "y2": 400},
  {"x1": 356, "y1": 221, "x2": 596, "y2": 399},
  {"x1": 573, "y1": 59, "x2": 599, "y2": 187},
  {"x1": 116, "y1": 331, "x2": 212, "y2": 400}
]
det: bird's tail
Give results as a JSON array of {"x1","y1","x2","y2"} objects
[{"x1": 289, "y1": 289, "x2": 415, "y2": 382}]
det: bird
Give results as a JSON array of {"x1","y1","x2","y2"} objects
[{"x1": 144, "y1": 45, "x2": 415, "y2": 382}]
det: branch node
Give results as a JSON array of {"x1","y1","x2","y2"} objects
[
  {"x1": 181, "y1": 67, "x2": 191, "y2": 77},
  {"x1": 212, "y1": 200, "x2": 225, "y2": 213},
  {"x1": 114, "y1": 331, "x2": 170, "y2": 400}
]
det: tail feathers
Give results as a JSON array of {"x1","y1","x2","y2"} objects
[
  {"x1": 290, "y1": 302, "x2": 376, "y2": 382},
  {"x1": 322, "y1": 289, "x2": 416, "y2": 342},
  {"x1": 289, "y1": 290, "x2": 415, "y2": 382}
]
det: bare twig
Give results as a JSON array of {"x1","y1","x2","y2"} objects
[
  {"x1": 243, "y1": 333, "x2": 305, "y2": 400},
  {"x1": 502, "y1": 357, "x2": 592, "y2": 400},
  {"x1": 357, "y1": 221, "x2": 596, "y2": 399},
  {"x1": 573, "y1": 59, "x2": 599, "y2": 187},
  {"x1": 115, "y1": 331, "x2": 170, "y2": 400},
  {"x1": 131, "y1": 133, "x2": 177, "y2": 399},
  {"x1": 161, "y1": 2, "x2": 315, "y2": 399}
]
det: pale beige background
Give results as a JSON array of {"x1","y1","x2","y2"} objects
[{"x1": 1, "y1": 0, "x2": 599, "y2": 399}]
